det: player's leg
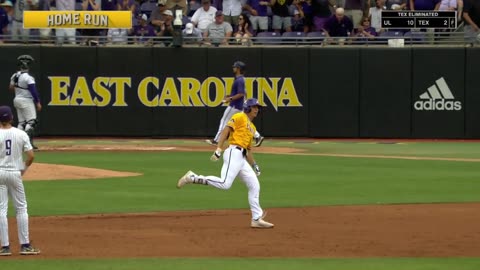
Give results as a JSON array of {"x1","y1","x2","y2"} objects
[
  {"x1": 7, "y1": 172, "x2": 39, "y2": 254},
  {"x1": 11, "y1": 21, "x2": 21, "y2": 42},
  {"x1": 237, "y1": 163, "x2": 274, "y2": 228},
  {"x1": 13, "y1": 98, "x2": 27, "y2": 130},
  {"x1": 0, "y1": 180, "x2": 10, "y2": 250},
  {"x1": 212, "y1": 107, "x2": 241, "y2": 143},
  {"x1": 23, "y1": 102, "x2": 38, "y2": 149},
  {"x1": 178, "y1": 146, "x2": 244, "y2": 189},
  {"x1": 66, "y1": 28, "x2": 76, "y2": 44},
  {"x1": 55, "y1": 28, "x2": 66, "y2": 44}
]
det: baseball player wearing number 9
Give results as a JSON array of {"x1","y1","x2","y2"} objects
[
  {"x1": 0, "y1": 106, "x2": 40, "y2": 256},
  {"x1": 178, "y1": 98, "x2": 274, "y2": 229}
]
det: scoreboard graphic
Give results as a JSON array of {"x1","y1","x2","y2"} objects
[{"x1": 381, "y1": 11, "x2": 457, "y2": 29}]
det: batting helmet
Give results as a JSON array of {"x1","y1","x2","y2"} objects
[
  {"x1": 243, "y1": 98, "x2": 263, "y2": 113},
  {"x1": 17, "y1": 55, "x2": 34, "y2": 70},
  {"x1": 232, "y1": 61, "x2": 246, "y2": 71}
]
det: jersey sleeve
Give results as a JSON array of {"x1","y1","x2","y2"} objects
[
  {"x1": 26, "y1": 75, "x2": 35, "y2": 85},
  {"x1": 227, "y1": 113, "x2": 243, "y2": 131}
]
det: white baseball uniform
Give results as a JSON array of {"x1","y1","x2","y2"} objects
[
  {"x1": 198, "y1": 112, "x2": 264, "y2": 220},
  {"x1": 0, "y1": 126, "x2": 34, "y2": 247},
  {"x1": 10, "y1": 71, "x2": 37, "y2": 132}
]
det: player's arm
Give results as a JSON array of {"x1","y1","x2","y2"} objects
[
  {"x1": 246, "y1": 150, "x2": 261, "y2": 176},
  {"x1": 210, "y1": 126, "x2": 232, "y2": 161},
  {"x1": 27, "y1": 77, "x2": 41, "y2": 111}
]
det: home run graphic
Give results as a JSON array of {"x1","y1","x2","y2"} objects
[{"x1": 414, "y1": 77, "x2": 462, "y2": 111}]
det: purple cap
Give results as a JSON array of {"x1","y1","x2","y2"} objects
[
  {"x1": 0, "y1": 106, "x2": 13, "y2": 122},
  {"x1": 215, "y1": 10, "x2": 223, "y2": 17}
]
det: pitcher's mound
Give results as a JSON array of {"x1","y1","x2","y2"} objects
[{"x1": 23, "y1": 163, "x2": 141, "y2": 181}]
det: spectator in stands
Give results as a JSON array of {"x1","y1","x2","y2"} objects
[
  {"x1": 102, "y1": 0, "x2": 117, "y2": 10},
  {"x1": 463, "y1": 0, "x2": 479, "y2": 43},
  {"x1": 386, "y1": 0, "x2": 407, "y2": 10},
  {"x1": 188, "y1": 0, "x2": 202, "y2": 16},
  {"x1": 354, "y1": 16, "x2": 377, "y2": 43},
  {"x1": 343, "y1": 0, "x2": 366, "y2": 27},
  {"x1": 0, "y1": 0, "x2": 12, "y2": 43},
  {"x1": 368, "y1": 0, "x2": 385, "y2": 32},
  {"x1": 219, "y1": 0, "x2": 243, "y2": 25},
  {"x1": 81, "y1": 0, "x2": 101, "y2": 45},
  {"x1": 243, "y1": 0, "x2": 269, "y2": 34},
  {"x1": 107, "y1": 28, "x2": 129, "y2": 44},
  {"x1": 12, "y1": 0, "x2": 38, "y2": 42},
  {"x1": 56, "y1": 0, "x2": 76, "y2": 44},
  {"x1": 439, "y1": 0, "x2": 457, "y2": 11},
  {"x1": 291, "y1": 8, "x2": 305, "y2": 32},
  {"x1": 38, "y1": 0, "x2": 53, "y2": 42},
  {"x1": 167, "y1": 0, "x2": 188, "y2": 16},
  {"x1": 409, "y1": 0, "x2": 440, "y2": 10},
  {"x1": 151, "y1": 0, "x2": 169, "y2": 32},
  {"x1": 156, "y1": 9, "x2": 175, "y2": 46},
  {"x1": 203, "y1": 10, "x2": 233, "y2": 46},
  {"x1": 311, "y1": 0, "x2": 335, "y2": 32},
  {"x1": 233, "y1": 12, "x2": 253, "y2": 44},
  {"x1": 118, "y1": 0, "x2": 137, "y2": 14},
  {"x1": 271, "y1": 0, "x2": 293, "y2": 33},
  {"x1": 131, "y1": 13, "x2": 156, "y2": 44},
  {"x1": 191, "y1": 0, "x2": 217, "y2": 33},
  {"x1": 182, "y1": 22, "x2": 203, "y2": 43},
  {"x1": 323, "y1": 7, "x2": 353, "y2": 44}
]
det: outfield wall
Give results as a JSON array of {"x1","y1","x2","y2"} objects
[{"x1": 0, "y1": 46, "x2": 478, "y2": 139}]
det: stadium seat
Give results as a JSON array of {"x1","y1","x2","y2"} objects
[
  {"x1": 378, "y1": 30, "x2": 405, "y2": 44},
  {"x1": 255, "y1": 31, "x2": 282, "y2": 44},
  {"x1": 282, "y1": 31, "x2": 306, "y2": 44},
  {"x1": 306, "y1": 31, "x2": 327, "y2": 44},
  {"x1": 403, "y1": 31, "x2": 426, "y2": 44},
  {"x1": 75, "y1": 2, "x2": 83, "y2": 10}
]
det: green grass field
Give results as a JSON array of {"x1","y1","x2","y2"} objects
[{"x1": 3, "y1": 139, "x2": 480, "y2": 269}]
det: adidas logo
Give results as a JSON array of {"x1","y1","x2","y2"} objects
[{"x1": 414, "y1": 77, "x2": 462, "y2": 111}]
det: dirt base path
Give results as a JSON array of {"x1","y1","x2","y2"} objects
[{"x1": 3, "y1": 203, "x2": 480, "y2": 259}]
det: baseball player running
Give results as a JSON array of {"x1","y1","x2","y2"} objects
[
  {"x1": 178, "y1": 98, "x2": 274, "y2": 229},
  {"x1": 0, "y1": 105, "x2": 40, "y2": 256},
  {"x1": 205, "y1": 61, "x2": 265, "y2": 147},
  {"x1": 9, "y1": 55, "x2": 42, "y2": 151}
]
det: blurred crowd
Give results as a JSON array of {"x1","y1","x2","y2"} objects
[{"x1": 0, "y1": 0, "x2": 478, "y2": 46}]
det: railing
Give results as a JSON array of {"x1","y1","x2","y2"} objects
[{"x1": 0, "y1": 30, "x2": 476, "y2": 47}]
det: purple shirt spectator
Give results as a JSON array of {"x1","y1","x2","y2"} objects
[
  {"x1": 410, "y1": 0, "x2": 440, "y2": 10},
  {"x1": 0, "y1": 8, "x2": 9, "y2": 35},
  {"x1": 324, "y1": 14, "x2": 353, "y2": 36},
  {"x1": 246, "y1": 0, "x2": 268, "y2": 16},
  {"x1": 230, "y1": 75, "x2": 246, "y2": 110},
  {"x1": 133, "y1": 24, "x2": 156, "y2": 43}
]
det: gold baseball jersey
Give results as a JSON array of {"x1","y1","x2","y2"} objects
[{"x1": 227, "y1": 112, "x2": 256, "y2": 149}]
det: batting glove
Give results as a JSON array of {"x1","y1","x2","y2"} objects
[
  {"x1": 253, "y1": 163, "x2": 261, "y2": 176},
  {"x1": 210, "y1": 148, "x2": 222, "y2": 162}
]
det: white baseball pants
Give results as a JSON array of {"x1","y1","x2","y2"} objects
[
  {"x1": 197, "y1": 145, "x2": 264, "y2": 220},
  {"x1": 13, "y1": 97, "x2": 36, "y2": 131},
  {"x1": 0, "y1": 171, "x2": 31, "y2": 247}
]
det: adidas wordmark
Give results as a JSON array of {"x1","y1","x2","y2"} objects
[{"x1": 414, "y1": 77, "x2": 462, "y2": 111}]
